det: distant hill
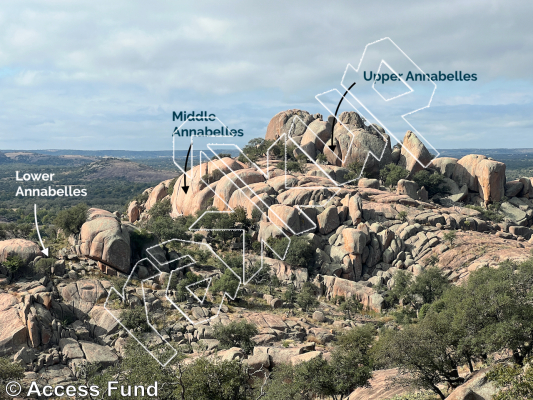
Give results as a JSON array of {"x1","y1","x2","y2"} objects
[
  {"x1": 80, "y1": 159, "x2": 178, "y2": 183},
  {"x1": 4, "y1": 148, "x2": 240, "y2": 160},
  {"x1": 2, "y1": 151, "x2": 96, "y2": 166},
  {"x1": 437, "y1": 148, "x2": 533, "y2": 158}
]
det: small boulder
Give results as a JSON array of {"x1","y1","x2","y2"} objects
[
  {"x1": 312, "y1": 310, "x2": 325, "y2": 322},
  {"x1": 357, "y1": 178, "x2": 380, "y2": 189},
  {"x1": 505, "y1": 180, "x2": 523, "y2": 198},
  {"x1": 396, "y1": 179, "x2": 419, "y2": 200},
  {"x1": 317, "y1": 206, "x2": 340, "y2": 235}
]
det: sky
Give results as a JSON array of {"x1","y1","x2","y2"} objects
[{"x1": 0, "y1": 1, "x2": 532, "y2": 151}]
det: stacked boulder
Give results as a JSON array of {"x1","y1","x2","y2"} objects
[{"x1": 80, "y1": 209, "x2": 131, "y2": 274}]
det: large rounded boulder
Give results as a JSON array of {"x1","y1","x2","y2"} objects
[
  {"x1": 265, "y1": 109, "x2": 316, "y2": 145},
  {"x1": 328, "y1": 112, "x2": 391, "y2": 176},
  {"x1": 80, "y1": 208, "x2": 131, "y2": 274},
  {"x1": 170, "y1": 157, "x2": 246, "y2": 217},
  {"x1": 452, "y1": 154, "x2": 506, "y2": 203},
  {"x1": 0, "y1": 239, "x2": 43, "y2": 265}
]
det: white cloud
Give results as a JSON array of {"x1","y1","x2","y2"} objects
[{"x1": 0, "y1": 0, "x2": 531, "y2": 149}]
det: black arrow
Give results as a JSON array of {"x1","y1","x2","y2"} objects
[
  {"x1": 182, "y1": 143, "x2": 192, "y2": 194},
  {"x1": 328, "y1": 81, "x2": 357, "y2": 151}
]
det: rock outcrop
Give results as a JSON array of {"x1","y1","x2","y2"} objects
[
  {"x1": 170, "y1": 157, "x2": 246, "y2": 217},
  {"x1": 398, "y1": 130, "x2": 433, "y2": 176},
  {"x1": 80, "y1": 209, "x2": 131, "y2": 274},
  {"x1": 0, "y1": 239, "x2": 43, "y2": 265},
  {"x1": 265, "y1": 109, "x2": 316, "y2": 145},
  {"x1": 452, "y1": 155, "x2": 506, "y2": 204}
]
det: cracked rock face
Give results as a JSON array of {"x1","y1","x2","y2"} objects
[{"x1": 80, "y1": 208, "x2": 131, "y2": 273}]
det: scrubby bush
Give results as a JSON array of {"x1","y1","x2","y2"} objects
[
  {"x1": 465, "y1": 203, "x2": 503, "y2": 222},
  {"x1": 0, "y1": 356, "x2": 24, "y2": 385},
  {"x1": 276, "y1": 160, "x2": 304, "y2": 173},
  {"x1": 296, "y1": 282, "x2": 319, "y2": 311},
  {"x1": 266, "y1": 236, "x2": 314, "y2": 269},
  {"x1": 212, "y1": 269, "x2": 240, "y2": 299},
  {"x1": 167, "y1": 176, "x2": 179, "y2": 194},
  {"x1": 488, "y1": 357, "x2": 533, "y2": 400},
  {"x1": 345, "y1": 161, "x2": 373, "y2": 181},
  {"x1": 442, "y1": 230, "x2": 457, "y2": 247},
  {"x1": 380, "y1": 163, "x2": 409, "y2": 188},
  {"x1": 54, "y1": 203, "x2": 89, "y2": 235},
  {"x1": 212, "y1": 320, "x2": 258, "y2": 354},
  {"x1": 3, "y1": 255, "x2": 24, "y2": 273},
  {"x1": 339, "y1": 297, "x2": 363, "y2": 319},
  {"x1": 120, "y1": 306, "x2": 150, "y2": 332},
  {"x1": 316, "y1": 152, "x2": 328, "y2": 165},
  {"x1": 412, "y1": 170, "x2": 449, "y2": 198},
  {"x1": 34, "y1": 258, "x2": 55, "y2": 276}
]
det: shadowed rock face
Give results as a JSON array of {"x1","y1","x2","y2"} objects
[
  {"x1": 80, "y1": 209, "x2": 131, "y2": 273},
  {"x1": 0, "y1": 238, "x2": 43, "y2": 265},
  {"x1": 325, "y1": 111, "x2": 391, "y2": 175}
]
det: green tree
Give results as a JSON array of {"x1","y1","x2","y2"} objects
[
  {"x1": 264, "y1": 326, "x2": 375, "y2": 400},
  {"x1": 212, "y1": 269, "x2": 240, "y2": 299},
  {"x1": 488, "y1": 358, "x2": 533, "y2": 400},
  {"x1": 442, "y1": 230, "x2": 457, "y2": 247},
  {"x1": 380, "y1": 163, "x2": 409, "y2": 188},
  {"x1": 212, "y1": 320, "x2": 258, "y2": 354},
  {"x1": 282, "y1": 283, "x2": 297, "y2": 303},
  {"x1": 120, "y1": 306, "x2": 150, "y2": 332},
  {"x1": 267, "y1": 236, "x2": 314, "y2": 269},
  {"x1": 33, "y1": 258, "x2": 55, "y2": 276},
  {"x1": 53, "y1": 203, "x2": 89, "y2": 235},
  {"x1": 373, "y1": 323, "x2": 464, "y2": 400},
  {"x1": 409, "y1": 267, "x2": 450, "y2": 307},
  {"x1": 296, "y1": 282, "x2": 319, "y2": 312},
  {"x1": 338, "y1": 296, "x2": 363, "y2": 319}
]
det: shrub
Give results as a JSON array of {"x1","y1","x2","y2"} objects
[
  {"x1": 296, "y1": 282, "x2": 319, "y2": 312},
  {"x1": 3, "y1": 255, "x2": 24, "y2": 273},
  {"x1": 212, "y1": 320, "x2": 258, "y2": 354},
  {"x1": 266, "y1": 236, "x2": 314, "y2": 269},
  {"x1": 282, "y1": 284, "x2": 297, "y2": 303},
  {"x1": 167, "y1": 176, "x2": 179, "y2": 194},
  {"x1": 0, "y1": 356, "x2": 24, "y2": 384},
  {"x1": 251, "y1": 207, "x2": 263, "y2": 223},
  {"x1": 316, "y1": 153, "x2": 328, "y2": 165},
  {"x1": 120, "y1": 306, "x2": 150, "y2": 332},
  {"x1": 34, "y1": 258, "x2": 55, "y2": 276},
  {"x1": 487, "y1": 357, "x2": 533, "y2": 400},
  {"x1": 380, "y1": 163, "x2": 409, "y2": 188},
  {"x1": 412, "y1": 170, "x2": 449, "y2": 198},
  {"x1": 398, "y1": 211, "x2": 408, "y2": 222},
  {"x1": 54, "y1": 203, "x2": 89, "y2": 235},
  {"x1": 345, "y1": 160, "x2": 374, "y2": 180},
  {"x1": 465, "y1": 204, "x2": 503, "y2": 223},
  {"x1": 212, "y1": 153, "x2": 232, "y2": 160},
  {"x1": 339, "y1": 297, "x2": 363, "y2": 319},
  {"x1": 276, "y1": 160, "x2": 304, "y2": 173},
  {"x1": 212, "y1": 269, "x2": 240, "y2": 298},
  {"x1": 442, "y1": 230, "x2": 457, "y2": 247}
]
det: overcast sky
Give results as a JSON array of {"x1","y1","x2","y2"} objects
[{"x1": 0, "y1": 0, "x2": 532, "y2": 151}]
